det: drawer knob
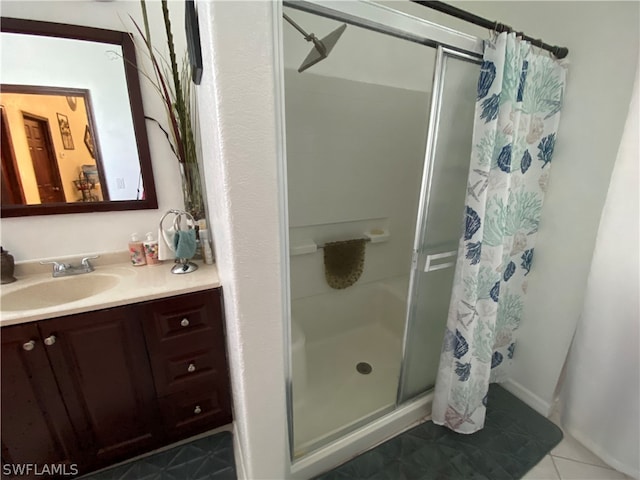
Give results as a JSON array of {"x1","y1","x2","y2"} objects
[
  {"x1": 180, "y1": 318, "x2": 190, "y2": 327},
  {"x1": 44, "y1": 335, "x2": 57, "y2": 346},
  {"x1": 23, "y1": 340, "x2": 36, "y2": 351},
  {"x1": 194, "y1": 405, "x2": 202, "y2": 415},
  {"x1": 187, "y1": 363, "x2": 196, "y2": 373}
]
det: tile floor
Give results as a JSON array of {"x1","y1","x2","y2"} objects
[
  {"x1": 523, "y1": 428, "x2": 632, "y2": 479},
  {"x1": 80, "y1": 411, "x2": 632, "y2": 480}
]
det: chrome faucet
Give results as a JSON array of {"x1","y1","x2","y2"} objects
[{"x1": 40, "y1": 256, "x2": 99, "y2": 278}]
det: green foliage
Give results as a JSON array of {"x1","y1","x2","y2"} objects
[
  {"x1": 496, "y1": 291, "x2": 524, "y2": 332},
  {"x1": 521, "y1": 58, "x2": 563, "y2": 115},
  {"x1": 475, "y1": 130, "x2": 512, "y2": 172},
  {"x1": 475, "y1": 132, "x2": 495, "y2": 169},
  {"x1": 463, "y1": 274, "x2": 478, "y2": 302},
  {"x1": 490, "y1": 131, "x2": 510, "y2": 171},
  {"x1": 505, "y1": 190, "x2": 543, "y2": 235},
  {"x1": 136, "y1": 0, "x2": 204, "y2": 220},
  {"x1": 510, "y1": 136, "x2": 528, "y2": 173},
  {"x1": 478, "y1": 266, "x2": 500, "y2": 300},
  {"x1": 451, "y1": 377, "x2": 487, "y2": 413},
  {"x1": 462, "y1": 265, "x2": 499, "y2": 301},
  {"x1": 483, "y1": 191, "x2": 542, "y2": 247},
  {"x1": 500, "y1": 42, "x2": 519, "y2": 105},
  {"x1": 482, "y1": 196, "x2": 507, "y2": 247},
  {"x1": 472, "y1": 320, "x2": 494, "y2": 364}
]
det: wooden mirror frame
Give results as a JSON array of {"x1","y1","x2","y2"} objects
[{"x1": 0, "y1": 17, "x2": 158, "y2": 217}]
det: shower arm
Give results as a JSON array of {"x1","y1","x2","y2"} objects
[{"x1": 283, "y1": 12, "x2": 327, "y2": 56}]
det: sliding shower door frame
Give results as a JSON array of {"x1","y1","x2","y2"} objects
[
  {"x1": 397, "y1": 46, "x2": 483, "y2": 404},
  {"x1": 283, "y1": 0, "x2": 484, "y2": 57},
  {"x1": 396, "y1": 44, "x2": 448, "y2": 404},
  {"x1": 275, "y1": 0, "x2": 483, "y2": 464}
]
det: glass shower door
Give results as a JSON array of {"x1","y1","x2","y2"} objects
[{"x1": 398, "y1": 48, "x2": 481, "y2": 403}]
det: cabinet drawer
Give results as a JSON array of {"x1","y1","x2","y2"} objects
[
  {"x1": 159, "y1": 386, "x2": 232, "y2": 440},
  {"x1": 142, "y1": 290, "x2": 222, "y2": 347},
  {"x1": 153, "y1": 348, "x2": 220, "y2": 396}
]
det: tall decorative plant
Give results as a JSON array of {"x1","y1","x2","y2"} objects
[{"x1": 132, "y1": 0, "x2": 204, "y2": 220}]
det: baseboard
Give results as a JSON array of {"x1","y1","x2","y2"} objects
[{"x1": 502, "y1": 379, "x2": 552, "y2": 417}]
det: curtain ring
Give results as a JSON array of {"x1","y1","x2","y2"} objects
[{"x1": 489, "y1": 21, "x2": 499, "y2": 41}]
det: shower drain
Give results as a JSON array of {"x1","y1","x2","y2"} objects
[{"x1": 356, "y1": 362, "x2": 372, "y2": 375}]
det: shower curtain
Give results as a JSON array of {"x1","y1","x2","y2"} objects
[{"x1": 432, "y1": 32, "x2": 567, "y2": 434}]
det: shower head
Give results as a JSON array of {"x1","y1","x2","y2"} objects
[
  {"x1": 297, "y1": 24, "x2": 347, "y2": 73},
  {"x1": 283, "y1": 12, "x2": 347, "y2": 73}
]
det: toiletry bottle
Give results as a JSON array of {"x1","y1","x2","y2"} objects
[
  {"x1": 129, "y1": 233, "x2": 147, "y2": 266},
  {"x1": 199, "y1": 229, "x2": 214, "y2": 265},
  {"x1": 143, "y1": 232, "x2": 160, "y2": 265},
  {"x1": 193, "y1": 219, "x2": 205, "y2": 261},
  {"x1": 1, "y1": 247, "x2": 16, "y2": 284}
]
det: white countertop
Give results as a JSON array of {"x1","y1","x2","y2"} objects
[{"x1": 0, "y1": 257, "x2": 220, "y2": 327}]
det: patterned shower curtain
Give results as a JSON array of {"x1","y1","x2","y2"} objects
[{"x1": 432, "y1": 32, "x2": 567, "y2": 434}]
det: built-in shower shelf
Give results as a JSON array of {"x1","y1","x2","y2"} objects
[
  {"x1": 364, "y1": 229, "x2": 390, "y2": 244},
  {"x1": 290, "y1": 242, "x2": 318, "y2": 256},
  {"x1": 290, "y1": 229, "x2": 390, "y2": 256}
]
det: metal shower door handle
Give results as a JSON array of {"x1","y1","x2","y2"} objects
[{"x1": 424, "y1": 250, "x2": 457, "y2": 272}]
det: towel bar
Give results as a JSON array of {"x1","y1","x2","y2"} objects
[
  {"x1": 317, "y1": 238, "x2": 371, "y2": 249},
  {"x1": 290, "y1": 229, "x2": 390, "y2": 257},
  {"x1": 159, "y1": 209, "x2": 198, "y2": 274}
]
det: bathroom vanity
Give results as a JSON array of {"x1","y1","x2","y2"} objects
[{"x1": 0, "y1": 261, "x2": 231, "y2": 477}]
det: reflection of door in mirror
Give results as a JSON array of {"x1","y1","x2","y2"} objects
[
  {"x1": 1, "y1": 85, "x2": 108, "y2": 205},
  {"x1": 22, "y1": 114, "x2": 65, "y2": 203},
  {"x1": 1, "y1": 106, "x2": 25, "y2": 205}
]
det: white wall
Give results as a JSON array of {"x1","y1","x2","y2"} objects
[
  {"x1": 285, "y1": 70, "x2": 429, "y2": 301},
  {"x1": 196, "y1": 2, "x2": 288, "y2": 478},
  {"x1": 0, "y1": 1, "x2": 186, "y2": 260},
  {"x1": 560, "y1": 64, "x2": 639, "y2": 480}
]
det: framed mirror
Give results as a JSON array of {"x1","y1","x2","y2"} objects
[{"x1": 0, "y1": 17, "x2": 157, "y2": 217}]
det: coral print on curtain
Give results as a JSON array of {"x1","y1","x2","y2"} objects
[{"x1": 432, "y1": 32, "x2": 567, "y2": 434}]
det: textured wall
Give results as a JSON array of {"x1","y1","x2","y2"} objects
[{"x1": 196, "y1": 2, "x2": 288, "y2": 478}]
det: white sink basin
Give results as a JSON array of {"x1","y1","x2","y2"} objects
[{"x1": 1, "y1": 274, "x2": 120, "y2": 312}]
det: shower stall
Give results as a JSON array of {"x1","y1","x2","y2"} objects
[{"x1": 278, "y1": 0, "x2": 484, "y2": 468}]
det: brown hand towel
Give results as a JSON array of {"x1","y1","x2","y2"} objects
[{"x1": 323, "y1": 239, "x2": 366, "y2": 289}]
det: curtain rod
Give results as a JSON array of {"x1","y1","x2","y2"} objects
[{"x1": 410, "y1": 1, "x2": 569, "y2": 59}]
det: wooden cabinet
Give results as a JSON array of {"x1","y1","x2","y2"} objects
[
  {"x1": 1, "y1": 288, "x2": 231, "y2": 478},
  {"x1": 0, "y1": 324, "x2": 80, "y2": 472},
  {"x1": 141, "y1": 290, "x2": 232, "y2": 439},
  {"x1": 41, "y1": 306, "x2": 162, "y2": 468}
]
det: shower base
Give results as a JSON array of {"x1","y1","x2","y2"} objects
[{"x1": 292, "y1": 321, "x2": 403, "y2": 456}]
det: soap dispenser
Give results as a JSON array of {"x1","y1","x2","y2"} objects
[
  {"x1": 128, "y1": 233, "x2": 147, "y2": 266},
  {"x1": 1, "y1": 247, "x2": 16, "y2": 284},
  {"x1": 143, "y1": 232, "x2": 160, "y2": 265}
]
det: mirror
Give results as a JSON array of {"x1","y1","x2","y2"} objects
[{"x1": 0, "y1": 17, "x2": 157, "y2": 217}]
